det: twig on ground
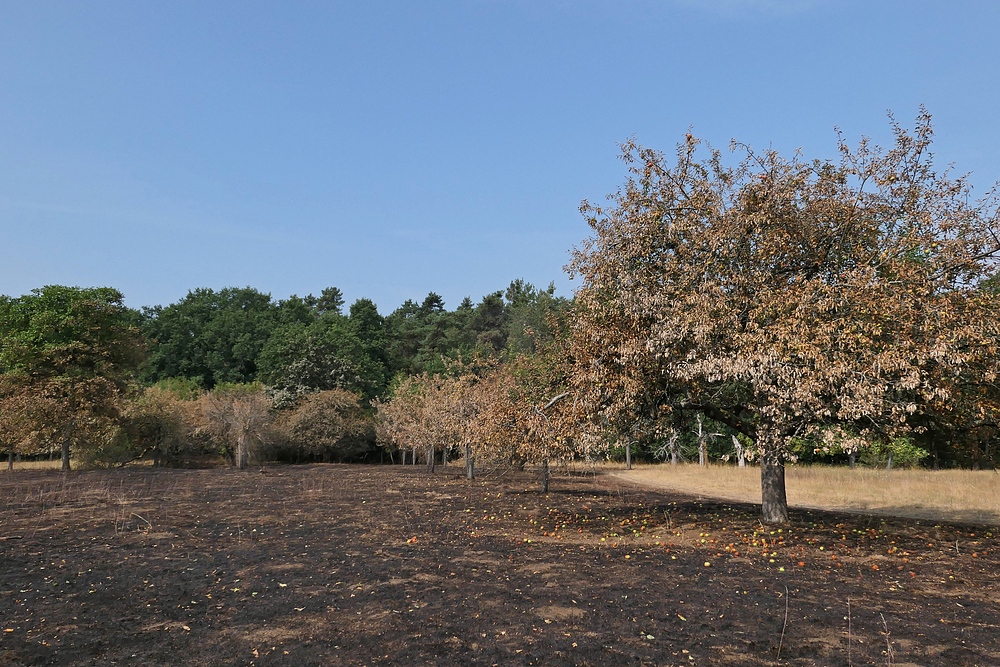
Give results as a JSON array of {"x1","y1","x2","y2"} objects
[
  {"x1": 131, "y1": 513, "x2": 152, "y2": 531},
  {"x1": 848, "y1": 597, "x2": 853, "y2": 667},
  {"x1": 776, "y1": 585, "x2": 789, "y2": 661},
  {"x1": 880, "y1": 613, "x2": 894, "y2": 666}
]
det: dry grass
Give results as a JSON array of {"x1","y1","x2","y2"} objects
[
  {"x1": 618, "y1": 463, "x2": 1000, "y2": 525},
  {"x1": 1, "y1": 458, "x2": 66, "y2": 471},
  {"x1": 1, "y1": 458, "x2": 159, "y2": 472}
]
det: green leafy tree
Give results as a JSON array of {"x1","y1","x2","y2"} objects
[
  {"x1": 141, "y1": 287, "x2": 279, "y2": 388},
  {"x1": 0, "y1": 286, "x2": 145, "y2": 470},
  {"x1": 347, "y1": 298, "x2": 390, "y2": 398}
]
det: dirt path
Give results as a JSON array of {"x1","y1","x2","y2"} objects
[{"x1": 2, "y1": 465, "x2": 998, "y2": 666}]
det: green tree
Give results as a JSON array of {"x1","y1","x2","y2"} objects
[
  {"x1": 141, "y1": 287, "x2": 279, "y2": 388},
  {"x1": 504, "y1": 280, "x2": 569, "y2": 355},
  {"x1": 0, "y1": 286, "x2": 145, "y2": 470}
]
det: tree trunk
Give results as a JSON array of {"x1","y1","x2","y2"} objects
[
  {"x1": 236, "y1": 432, "x2": 249, "y2": 470},
  {"x1": 412, "y1": 447, "x2": 418, "y2": 466},
  {"x1": 441, "y1": 445, "x2": 447, "y2": 467},
  {"x1": 733, "y1": 435, "x2": 746, "y2": 468},
  {"x1": 760, "y1": 455, "x2": 789, "y2": 524},
  {"x1": 848, "y1": 450, "x2": 856, "y2": 469},
  {"x1": 886, "y1": 450, "x2": 893, "y2": 471},
  {"x1": 426, "y1": 447, "x2": 435, "y2": 473},
  {"x1": 625, "y1": 442, "x2": 632, "y2": 470},
  {"x1": 465, "y1": 444, "x2": 475, "y2": 480},
  {"x1": 62, "y1": 422, "x2": 73, "y2": 472},
  {"x1": 541, "y1": 458, "x2": 549, "y2": 493},
  {"x1": 697, "y1": 414, "x2": 707, "y2": 466},
  {"x1": 7, "y1": 451, "x2": 13, "y2": 471}
]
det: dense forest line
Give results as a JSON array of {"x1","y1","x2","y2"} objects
[
  {"x1": 0, "y1": 279, "x2": 568, "y2": 468},
  {"x1": 3, "y1": 114, "x2": 999, "y2": 524}
]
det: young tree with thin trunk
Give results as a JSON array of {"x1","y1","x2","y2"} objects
[
  {"x1": 569, "y1": 111, "x2": 1000, "y2": 522},
  {"x1": 201, "y1": 386, "x2": 273, "y2": 469}
]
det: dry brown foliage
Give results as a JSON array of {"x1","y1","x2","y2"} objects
[
  {"x1": 569, "y1": 111, "x2": 1000, "y2": 522},
  {"x1": 376, "y1": 373, "x2": 477, "y2": 469},
  {"x1": 200, "y1": 386, "x2": 274, "y2": 469},
  {"x1": 278, "y1": 389, "x2": 371, "y2": 462}
]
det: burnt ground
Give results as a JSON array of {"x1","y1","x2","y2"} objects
[{"x1": 1, "y1": 464, "x2": 998, "y2": 667}]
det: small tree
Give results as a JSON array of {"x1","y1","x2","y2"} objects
[
  {"x1": 281, "y1": 389, "x2": 373, "y2": 462},
  {"x1": 202, "y1": 385, "x2": 273, "y2": 469},
  {"x1": 471, "y1": 334, "x2": 604, "y2": 492},
  {"x1": 121, "y1": 386, "x2": 201, "y2": 467}
]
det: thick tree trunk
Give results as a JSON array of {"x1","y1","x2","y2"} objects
[
  {"x1": 760, "y1": 455, "x2": 789, "y2": 524},
  {"x1": 426, "y1": 447, "x2": 435, "y2": 472},
  {"x1": 442, "y1": 446, "x2": 447, "y2": 467},
  {"x1": 886, "y1": 451, "x2": 893, "y2": 471},
  {"x1": 733, "y1": 435, "x2": 746, "y2": 468},
  {"x1": 60, "y1": 418, "x2": 74, "y2": 471},
  {"x1": 412, "y1": 447, "x2": 418, "y2": 466},
  {"x1": 625, "y1": 442, "x2": 632, "y2": 470},
  {"x1": 465, "y1": 444, "x2": 475, "y2": 480},
  {"x1": 7, "y1": 451, "x2": 13, "y2": 471},
  {"x1": 848, "y1": 450, "x2": 856, "y2": 469},
  {"x1": 541, "y1": 458, "x2": 549, "y2": 493}
]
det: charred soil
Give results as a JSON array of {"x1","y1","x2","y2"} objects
[{"x1": 1, "y1": 464, "x2": 998, "y2": 666}]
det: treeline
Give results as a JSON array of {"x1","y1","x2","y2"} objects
[{"x1": 0, "y1": 280, "x2": 568, "y2": 469}]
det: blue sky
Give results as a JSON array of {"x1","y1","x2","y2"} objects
[{"x1": 2, "y1": 0, "x2": 998, "y2": 313}]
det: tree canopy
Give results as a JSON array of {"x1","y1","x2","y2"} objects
[
  {"x1": 569, "y1": 112, "x2": 1000, "y2": 521},
  {"x1": 0, "y1": 285, "x2": 146, "y2": 469}
]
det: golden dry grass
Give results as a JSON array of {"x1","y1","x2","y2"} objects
[
  {"x1": 617, "y1": 463, "x2": 1000, "y2": 525},
  {"x1": 1, "y1": 458, "x2": 66, "y2": 471},
  {"x1": 1, "y1": 458, "x2": 159, "y2": 472}
]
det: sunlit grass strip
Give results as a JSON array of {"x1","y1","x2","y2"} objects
[
  {"x1": 619, "y1": 463, "x2": 1000, "y2": 525},
  {"x1": 1, "y1": 459, "x2": 66, "y2": 471}
]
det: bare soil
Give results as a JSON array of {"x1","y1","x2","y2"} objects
[{"x1": 1, "y1": 464, "x2": 998, "y2": 666}]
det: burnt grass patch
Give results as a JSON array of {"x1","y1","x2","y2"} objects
[{"x1": 1, "y1": 464, "x2": 998, "y2": 666}]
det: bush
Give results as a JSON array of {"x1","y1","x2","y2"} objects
[
  {"x1": 270, "y1": 389, "x2": 374, "y2": 463},
  {"x1": 860, "y1": 436, "x2": 929, "y2": 469}
]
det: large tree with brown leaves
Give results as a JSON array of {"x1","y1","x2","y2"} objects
[{"x1": 569, "y1": 111, "x2": 1000, "y2": 522}]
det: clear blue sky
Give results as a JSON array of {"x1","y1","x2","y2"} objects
[{"x1": 2, "y1": 1, "x2": 998, "y2": 313}]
